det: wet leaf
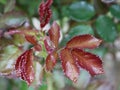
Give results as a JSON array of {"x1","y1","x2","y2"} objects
[
  {"x1": 68, "y1": 1, "x2": 95, "y2": 21},
  {"x1": 66, "y1": 34, "x2": 102, "y2": 49},
  {"x1": 68, "y1": 25, "x2": 94, "y2": 37},
  {"x1": 44, "y1": 36, "x2": 55, "y2": 53},
  {"x1": 7, "y1": 28, "x2": 38, "y2": 38},
  {"x1": 60, "y1": 48, "x2": 79, "y2": 82},
  {"x1": 45, "y1": 51, "x2": 58, "y2": 71},
  {"x1": 39, "y1": 0, "x2": 53, "y2": 28},
  {"x1": 15, "y1": 49, "x2": 34, "y2": 85},
  {"x1": 25, "y1": 35, "x2": 38, "y2": 45},
  {"x1": 110, "y1": 4, "x2": 120, "y2": 20},
  {"x1": 48, "y1": 21, "x2": 60, "y2": 48},
  {"x1": 60, "y1": 25, "x2": 94, "y2": 47},
  {"x1": 72, "y1": 49, "x2": 104, "y2": 76},
  {"x1": 95, "y1": 15, "x2": 117, "y2": 42},
  {"x1": 34, "y1": 44, "x2": 42, "y2": 51}
]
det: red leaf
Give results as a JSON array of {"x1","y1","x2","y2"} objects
[
  {"x1": 15, "y1": 49, "x2": 34, "y2": 85},
  {"x1": 60, "y1": 48, "x2": 79, "y2": 82},
  {"x1": 44, "y1": 36, "x2": 55, "y2": 53},
  {"x1": 39, "y1": 0, "x2": 53, "y2": 28},
  {"x1": 45, "y1": 0, "x2": 53, "y2": 7},
  {"x1": 34, "y1": 44, "x2": 42, "y2": 51},
  {"x1": 25, "y1": 35, "x2": 38, "y2": 45},
  {"x1": 48, "y1": 21, "x2": 60, "y2": 48},
  {"x1": 71, "y1": 49, "x2": 104, "y2": 76},
  {"x1": 66, "y1": 34, "x2": 102, "y2": 49},
  {"x1": 45, "y1": 51, "x2": 58, "y2": 71}
]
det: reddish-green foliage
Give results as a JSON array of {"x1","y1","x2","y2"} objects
[
  {"x1": 0, "y1": 0, "x2": 104, "y2": 86},
  {"x1": 39, "y1": 0, "x2": 53, "y2": 28},
  {"x1": 59, "y1": 34, "x2": 103, "y2": 82},
  {"x1": 15, "y1": 49, "x2": 34, "y2": 85}
]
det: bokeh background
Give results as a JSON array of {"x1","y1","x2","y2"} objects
[{"x1": 0, "y1": 0, "x2": 120, "y2": 90}]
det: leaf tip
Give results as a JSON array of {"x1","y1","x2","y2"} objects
[{"x1": 39, "y1": 0, "x2": 53, "y2": 28}]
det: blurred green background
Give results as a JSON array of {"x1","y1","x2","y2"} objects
[{"x1": 0, "y1": 0, "x2": 120, "y2": 90}]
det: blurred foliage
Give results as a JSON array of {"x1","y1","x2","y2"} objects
[
  {"x1": 95, "y1": 15, "x2": 117, "y2": 42},
  {"x1": 0, "y1": 0, "x2": 120, "y2": 90},
  {"x1": 68, "y1": 1, "x2": 95, "y2": 21},
  {"x1": 110, "y1": 4, "x2": 120, "y2": 20}
]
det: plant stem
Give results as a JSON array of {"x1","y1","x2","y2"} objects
[{"x1": 46, "y1": 72, "x2": 54, "y2": 90}]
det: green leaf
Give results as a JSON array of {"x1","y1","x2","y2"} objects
[
  {"x1": 17, "y1": 0, "x2": 41, "y2": 16},
  {"x1": 0, "y1": 3, "x2": 4, "y2": 13},
  {"x1": 68, "y1": 1, "x2": 95, "y2": 22},
  {"x1": 110, "y1": 4, "x2": 120, "y2": 20},
  {"x1": 95, "y1": 15, "x2": 117, "y2": 42},
  {"x1": 68, "y1": 25, "x2": 94, "y2": 37},
  {"x1": 20, "y1": 81, "x2": 28, "y2": 90},
  {"x1": 60, "y1": 25, "x2": 94, "y2": 46},
  {"x1": 86, "y1": 47, "x2": 107, "y2": 58},
  {"x1": 38, "y1": 84, "x2": 47, "y2": 90},
  {"x1": 0, "y1": 0, "x2": 7, "y2": 4},
  {"x1": 61, "y1": 5, "x2": 69, "y2": 17},
  {"x1": 117, "y1": 23, "x2": 120, "y2": 32},
  {"x1": 52, "y1": 7, "x2": 59, "y2": 21}
]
